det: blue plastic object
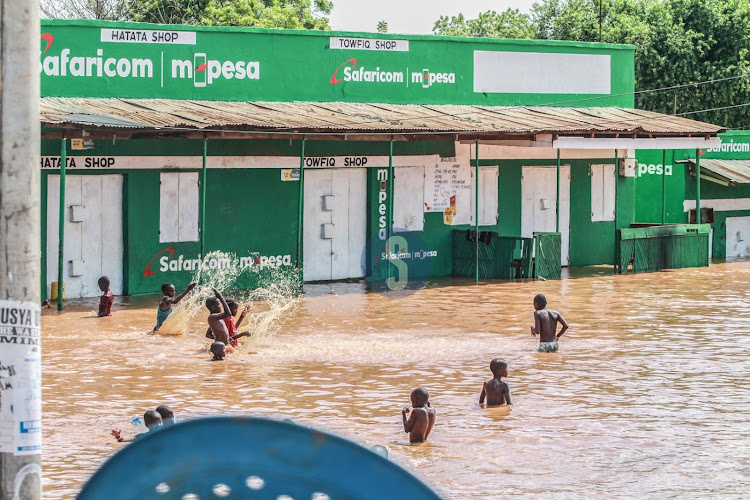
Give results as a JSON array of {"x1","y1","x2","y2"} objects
[{"x1": 77, "y1": 416, "x2": 441, "y2": 500}]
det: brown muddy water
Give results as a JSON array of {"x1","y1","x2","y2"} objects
[{"x1": 41, "y1": 263, "x2": 750, "y2": 498}]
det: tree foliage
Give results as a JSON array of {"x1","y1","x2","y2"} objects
[
  {"x1": 433, "y1": 9, "x2": 534, "y2": 40},
  {"x1": 434, "y1": 0, "x2": 750, "y2": 128},
  {"x1": 40, "y1": 0, "x2": 132, "y2": 20},
  {"x1": 42, "y1": 0, "x2": 333, "y2": 30}
]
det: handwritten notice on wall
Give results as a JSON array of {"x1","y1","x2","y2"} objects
[
  {"x1": 0, "y1": 300, "x2": 42, "y2": 455},
  {"x1": 424, "y1": 157, "x2": 472, "y2": 225}
]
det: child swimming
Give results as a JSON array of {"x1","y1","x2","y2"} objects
[
  {"x1": 210, "y1": 341, "x2": 226, "y2": 361},
  {"x1": 531, "y1": 293, "x2": 569, "y2": 352},
  {"x1": 402, "y1": 387, "x2": 436, "y2": 444},
  {"x1": 479, "y1": 358, "x2": 511, "y2": 406},
  {"x1": 111, "y1": 410, "x2": 162, "y2": 442},
  {"x1": 153, "y1": 281, "x2": 197, "y2": 333}
]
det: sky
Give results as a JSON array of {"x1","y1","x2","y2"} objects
[{"x1": 328, "y1": 0, "x2": 538, "y2": 35}]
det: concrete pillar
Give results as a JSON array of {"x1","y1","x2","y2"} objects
[{"x1": 0, "y1": 0, "x2": 42, "y2": 498}]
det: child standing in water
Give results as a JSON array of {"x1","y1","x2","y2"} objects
[
  {"x1": 153, "y1": 281, "x2": 197, "y2": 333},
  {"x1": 111, "y1": 410, "x2": 163, "y2": 442},
  {"x1": 205, "y1": 299, "x2": 252, "y2": 347},
  {"x1": 402, "y1": 387, "x2": 436, "y2": 444},
  {"x1": 479, "y1": 358, "x2": 511, "y2": 406},
  {"x1": 206, "y1": 288, "x2": 234, "y2": 345},
  {"x1": 531, "y1": 293, "x2": 569, "y2": 352},
  {"x1": 97, "y1": 276, "x2": 114, "y2": 317}
]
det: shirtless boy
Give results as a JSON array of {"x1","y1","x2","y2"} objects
[
  {"x1": 205, "y1": 299, "x2": 252, "y2": 347},
  {"x1": 530, "y1": 293, "x2": 569, "y2": 352},
  {"x1": 206, "y1": 288, "x2": 233, "y2": 345},
  {"x1": 402, "y1": 387, "x2": 436, "y2": 444},
  {"x1": 479, "y1": 358, "x2": 511, "y2": 406}
]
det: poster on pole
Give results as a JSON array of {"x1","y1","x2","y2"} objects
[
  {"x1": 0, "y1": 300, "x2": 42, "y2": 455},
  {"x1": 424, "y1": 157, "x2": 473, "y2": 225}
]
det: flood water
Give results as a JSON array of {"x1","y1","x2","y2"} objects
[{"x1": 41, "y1": 262, "x2": 750, "y2": 498}]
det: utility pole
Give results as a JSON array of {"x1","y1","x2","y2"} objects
[{"x1": 0, "y1": 0, "x2": 42, "y2": 499}]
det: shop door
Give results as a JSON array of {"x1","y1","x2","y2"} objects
[
  {"x1": 46, "y1": 175, "x2": 124, "y2": 298},
  {"x1": 521, "y1": 166, "x2": 570, "y2": 266},
  {"x1": 303, "y1": 168, "x2": 366, "y2": 281}
]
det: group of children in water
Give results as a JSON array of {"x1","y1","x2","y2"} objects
[
  {"x1": 102, "y1": 277, "x2": 569, "y2": 445},
  {"x1": 400, "y1": 293, "x2": 569, "y2": 443}
]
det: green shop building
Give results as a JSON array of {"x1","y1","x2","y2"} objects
[
  {"x1": 39, "y1": 20, "x2": 723, "y2": 299},
  {"x1": 635, "y1": 130, "x2": 750, "y2": 260}
]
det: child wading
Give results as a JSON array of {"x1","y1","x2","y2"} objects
[
  {"x1": 402, "y1": 387, "x2": 436, "y2": 444},
  {"x1": 205, "y1": 299, "x2": 252, "y2": 347},
  {"x1": 531, "y1": 293, "x2": 569, "y2": 352},
  {"x1": 479, "y1": 358, "x2": 511, "y2": 406},
  {"x1": 153, "y1": 281, "x2": 197, "y2": 333},
  {"x1": 97, "y1": 276, "x2": 114, "y2": 317}
]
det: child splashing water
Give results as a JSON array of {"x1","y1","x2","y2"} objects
[{"x1": 155, "y1": 251, "x2": 299, "y2": 351}]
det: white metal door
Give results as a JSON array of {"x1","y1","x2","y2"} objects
[
  {"x1": 521, "y1": 166, "x2": 570, "y2": 266},
  {"x1": 725, "y1": 216, "x2": 750, "y2": 258},
  {"x1": 303, "y1": 169, "x2": 366, "y2": 281},
  {"x1": 47, "y1": 175, "x2": 123, "y2": 298}
]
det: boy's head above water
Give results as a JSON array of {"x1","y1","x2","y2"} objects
[
  {"x1": 489, "y1": 358, "x2": 508, "y2": 377},
  {"x1": 98, "y1": 276, "x2": 110, "y2": 292},
  {"x1": 410, "y1": 387, "x2": 429, "y2": 407},
  {"x1": 161, "y1": 282, "x2": 176, "y2": 297},
  {"x1": 155, "y1": 405, "x2": 175, "y2": 424},
  {"x1": 205, "y1": 297, "x2": 221, "y2": 313},
  {"x1": 534, "y1": 294, "x2": 547, "y2": 310},
  {"x1": 210, "y1": 341, "x2": 226, "y2": 360},
  {"x1": 143, "y1": 410, "x2": 163, "y2": 429},
  {"x1": 227, "y1": 300, "x2": 239, "y2": 316}
]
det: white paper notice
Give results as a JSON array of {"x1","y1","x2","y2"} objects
[
  {"x1": 424, "y1": 157, "x2": 472, "y2": 224},
  {"x1": 0, "y1": 300, "x2": 42, "y2": 455}
]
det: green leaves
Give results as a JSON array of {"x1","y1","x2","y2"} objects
[{"x1": 435, "y1": 0, "x2": 750, "y2": 129}]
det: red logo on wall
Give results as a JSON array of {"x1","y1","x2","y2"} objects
[
  {"x1": 41, "y1": 33, "x2": 54, "y2": 54},
  {"x1": 143, "y1": 247, "x2": 174, "y2": 277},
  {"x1": 330, "y1": 58, "x2": 357, "y2": 85}
]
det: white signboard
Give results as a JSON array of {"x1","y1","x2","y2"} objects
[
  {"x1": 101, "y1": 29, "x2": 196, "y2": 45},
  {"x1": 40, "y1": 154, "x2": 438, "y2": 170},
  {"x1": 424, "y1": 157, "x2": 472, "y2": 224},
  {"x1": 329, "y1": 37, "x2": 409, "y2": 52},
  {"x1": 0, "y1": 300, "x2": 42, "y2": 455}
]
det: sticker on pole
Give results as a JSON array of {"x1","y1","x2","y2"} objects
[{"x1": 0, "y1": 300, "x2": 42, "y2": 455}]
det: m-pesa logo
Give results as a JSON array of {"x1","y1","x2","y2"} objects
[
  {"x1": 171, "y1": 53, "x2": 260, "y2": 87},
  {"x1": 330, "y1": 58, "x2": 455, "y2": 88}
]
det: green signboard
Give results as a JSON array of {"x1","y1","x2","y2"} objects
[{"x1": 41, "y1": 20, "x2": 635, "y2": 106}]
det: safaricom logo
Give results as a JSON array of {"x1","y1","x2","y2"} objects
[
  {"x1": 171, "y1": 53, "x2": 260, "y2": 87},
  {"x1": 330, "y1": 59, "x2": 455, "y2": 88},
  {"x1": 39, "y1": 33, "x2": 153, "y2": 78},
  {"x1": 330, "y1": 58, "x2": 404, "y2": 84}
]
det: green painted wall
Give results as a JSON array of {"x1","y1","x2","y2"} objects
[{"x1": 40, "y1": 19, "x2": 634, "y2": 107}]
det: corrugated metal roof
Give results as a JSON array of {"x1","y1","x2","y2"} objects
[
  {"x1": 687, "y1": 158, "x2": 750, "y2": 184},
  {"x1": 40, "y1": 97, "x2": 724, "y2": 136}
]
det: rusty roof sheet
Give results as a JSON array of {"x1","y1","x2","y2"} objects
[
  {"x1": 687, "y1": 158, "x2": 750, "y2": 184},
  {"x1": 40, "y1": 97, "x2": 725, "y2": 136}
]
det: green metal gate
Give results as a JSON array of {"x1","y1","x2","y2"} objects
[
  {"x1": 452, "y1": 230, "x2": 532, "y2": 280},
  {"x1": 618, "y1": 224, "x2": 710, "y2": 273},
  {"x1": 533, "y1": 232, "x2": 562, "y2": 280}
]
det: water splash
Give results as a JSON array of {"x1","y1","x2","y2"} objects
[{"x1": 156, "y1": 251, "x2": 300, "y2": 348}]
